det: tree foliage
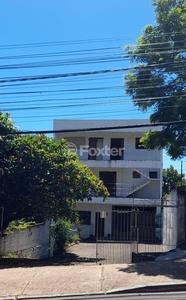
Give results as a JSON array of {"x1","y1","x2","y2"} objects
[
  {"x1": 162, "y1": 165, "x2": 185, "y2": 199},
  {"x1": 0, "y1": 113, "x2": 109, "y2": 229},
  {"x1": 124, "y1": 0, "x2": 186, "y2": 159}
]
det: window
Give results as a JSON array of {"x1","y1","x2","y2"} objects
[
  {"x1": 133, "y1": 171, "x2": 141, "y2": 178},
  {"x1": 135, "y1": 137, "x2": 145, "y2": 149},
  {"x1": 88, "y1": 138, "x2": 103, "y2": 160},
  {"x1": 99, "y1": 171, "x2": 117, "y2": 197},
  {"x1": 149, "y1": 171, "x2": 158, "y2": 178},
  {"x1": 110, "y1": 138, "x2": 124, "y2": 160},
  {"x1": 77, "y1": 211, "x2": 91, "y2": 225}
]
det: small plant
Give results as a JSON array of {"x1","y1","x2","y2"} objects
[
  {"x1": 7, "y1": 252, "x2": 17, "y2": 258},
  {"x1": 70, "y1": 233, "x2": 80, "y2": 244},
  {"x1": 4, "y1": 219, "x2": 36, "y2": 234}
]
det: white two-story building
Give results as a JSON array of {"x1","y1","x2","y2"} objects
[{"x1": 54, "y1": 119, "x2": 163, "y2": 243}]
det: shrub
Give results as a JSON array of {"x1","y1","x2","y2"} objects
[
  {"x1": 69, "y1": 233, "x2": 80, "y2": 244},
  {"x1": 50, "y1": 218, "x2": 71, "y2": 253}
]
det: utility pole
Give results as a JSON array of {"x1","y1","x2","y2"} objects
[{"x1": 181, "y1": 161, "x2": 183, "y2": 186}]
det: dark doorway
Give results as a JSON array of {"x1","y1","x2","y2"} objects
[
  {"x1": 110, "y1": 138, "x2": 124, "y2": 160},
  {"x1": 95, "y1": 212, "x2": 105, "y2": 238},
  {"x1": 99, "y1": 171, "x2": 117, "y2": 197},
  {"x1": 112, "y1": 206, "x2": 156, "y2": 243}
]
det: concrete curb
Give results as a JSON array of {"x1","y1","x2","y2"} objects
[
  {"x1": 106, "y1": 282, "x2": 186, "y2": 294},
  {"x1": 2, "y1": 282, "x2": 186, "y2": 300},
  {"x1": 8, "y1": 292, "x2": 105, "y2": 300}
]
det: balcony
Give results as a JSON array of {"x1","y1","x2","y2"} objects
[
  {"x1": 80, "y1": 159, "x2": 162, "y2": 169},
  {"x1": 81, "y1": 196, "x2": 161, "y2": 207},
  {"x1": 75, "y1": 149, "x2": 161, "y2": 168}
]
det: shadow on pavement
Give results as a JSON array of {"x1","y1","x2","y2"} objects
[
  {"x1": 118, "y1": 257, "x2": 186, "y2": 281},
  {"x1": 0, "y1": 253, "x2": 99, "y2": 269}
]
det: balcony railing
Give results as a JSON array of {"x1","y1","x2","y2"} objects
[
  {"x1": 96, "y1": 182, "x2": 155, "y2": 198},
  {"x1": 75, "y1": 149, "x2": 161, "y2": 162}
]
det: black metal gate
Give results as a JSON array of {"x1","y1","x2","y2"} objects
[{"x1": 96, "y1": 206, "x2": 163, "y2": 264}]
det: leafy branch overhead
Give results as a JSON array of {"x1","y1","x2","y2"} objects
[
  {"x1": 0, "y1": 113, "x2": 109, "y2": 229},
  {"x1": 124, "y1": 0, "x2": 186, "y2": 159}
]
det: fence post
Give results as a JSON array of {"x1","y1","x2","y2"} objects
[
  {"x1": 137, "y1": 228, "x2": 139, "y2": 253},
  {"x1": 134, "y1": 210, "x2": 139, "y2": 253}
]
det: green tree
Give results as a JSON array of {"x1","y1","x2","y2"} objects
[
  {"x1": 0, "y1": 113, "x2": 109, "y2": 229},
  {"x1": 124, "y1": 0, "x2": 186, "y2": 159},
  {"x1": 162, "y1": 165, "x2": 185, "y2": 199}
]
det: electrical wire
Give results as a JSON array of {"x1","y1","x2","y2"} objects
[
  {"x1": 0, "y1": 32, "x2": 186, "y2": 49},
  {"x1": 1, "y1": 59, "x2": 185, "y2": 84},
  {"x1": 2, "y1": 120, "x2": 186, "y2": 135},
  {"x1": 0, "y1": 36, "x2": 186, "y2": 125}
]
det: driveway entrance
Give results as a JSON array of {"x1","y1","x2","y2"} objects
[{"x1": 70, "y1": 242, "x2": 97, "y2": 262}]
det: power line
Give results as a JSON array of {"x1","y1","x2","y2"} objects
[
  {"x1": 1, "y1": 59, "x2": 185, "y2": 84},
  {"x1": 2, "y1": 96, "x2": 186, "y2": 112},
  {"x1": 0, "y1": 36, "x2": 185, "y2": 125},
  {"x1": 0, "y1": 32, "x2": 186, "y2": 49},
  {"x1": 0, "y1": 50, "x2": 185, "y2": 74},
  {"x1": 0, "y1": 67, "x2": 127, "y2": 83},
  {"x1": 2, "y1": 120, "x2": 186, "y2": 135},
  {"x1": 0, "y1": 46, "x2": 122, "y2": 60},
  {"x1": 0, "y1": 36, "x2": 133, "y2": 50},
  {"x1": 1, "y1": 47, "x2": 186, "y2": 70}
]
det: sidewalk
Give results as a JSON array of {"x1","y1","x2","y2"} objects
[{"x1": 1, "y1": 256, "x2": 186, "y2": 297}]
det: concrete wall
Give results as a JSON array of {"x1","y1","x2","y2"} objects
[
  {"x1": 163, "y1": 190, "x2": 178, "y2": 251},
  {"x1": 133, "y1": 181, "x2": 161, "y2": 199},
  {"x1": 162, "y1": 189, "x2": 186, "y2": 251},
  {"x1": 0, "y1": 221, "x2": 51, "y2": 259}
]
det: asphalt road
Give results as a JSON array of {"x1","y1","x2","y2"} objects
[{"x1": 26, "y1": 292, "x2": 186, "y2": 300}]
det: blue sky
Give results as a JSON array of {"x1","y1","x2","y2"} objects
[{"x1": 0, "y1": 0, "x2": 184, "y2": 173}]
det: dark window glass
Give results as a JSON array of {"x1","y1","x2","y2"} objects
[
  {"x1": 149, "y1": 171, "x2": 158, "y2": 178},
  {"x1": 133, "y1": 171, "x2": 141, "y2": 178}
]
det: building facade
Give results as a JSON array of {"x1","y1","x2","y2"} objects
[{"x1": 54, "y1": 119, "x2": 163, "y2": 242}]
